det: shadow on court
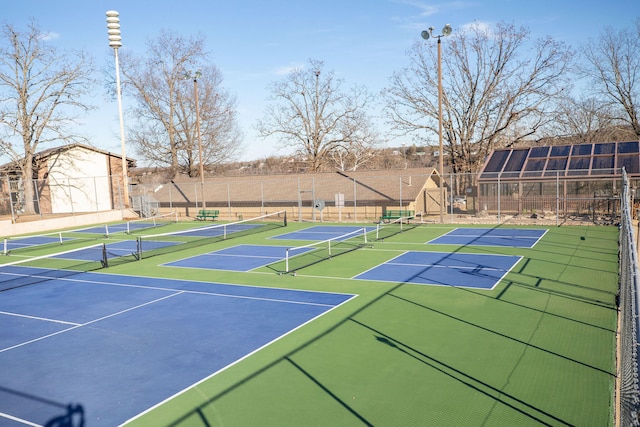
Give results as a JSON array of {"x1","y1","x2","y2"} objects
[
  {"x1": 150, "y1": 222, "x2": 617, "y2": 426},
  {"x1": 0, "y1": 385, "x2": 85, "y2": 427},
  {"x1": 365, "y1": 325, "x2": 572, "y2": 426}
]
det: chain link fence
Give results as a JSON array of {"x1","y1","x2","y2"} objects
[
  {"x1": 127, "y1": 170, "x2": 632, "y2": 225},
  {"x1": 618, "y1": 168, "x2": 640, "y2": 426},
  {"x1": 0, "y1": 170, "x2": 634, "y2": 226}
]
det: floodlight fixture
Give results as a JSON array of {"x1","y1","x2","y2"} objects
[
  {"x1": 421, "y1": 24, "x2": 452, "y2": 41},
  {"x1": 183, "y1": 70, "x2": 206, "y2": 207},
  {"x1": 420, "y1": 23, "x2": 453, "y2": 223},
  {"x1": 106, "y1": 10, "x2": 129, "y2": 207}
]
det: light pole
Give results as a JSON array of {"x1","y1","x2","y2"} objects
[
  {"x1": 421, "y1": 24, "x2": 452, "y2": 224},
  {"x1": 184, "y1": 70, "x2": 205, "y2": 208},
  {"x1": 106, "y1": 10, "x2": 129, "y2": 208}
]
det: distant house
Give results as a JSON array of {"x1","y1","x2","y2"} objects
[{"x1": 0, "y1": 143, "x2": 135, "y2": 215}]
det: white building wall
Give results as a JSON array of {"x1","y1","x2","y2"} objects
[{"x1": 48, "y1": 147, "x2": 111, "y2": 213}]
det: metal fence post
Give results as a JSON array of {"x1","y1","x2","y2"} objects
[
  {"x1": 497, "y1": 172, "x2": 501, "y2": 223},
  {"x1": 227, "y1": 183, "x2": 231, "y2": 219},
  {"x1": 353, "y1": 177, "x2": 357, "y2": 223}
]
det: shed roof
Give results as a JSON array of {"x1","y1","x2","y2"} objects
[
  {"x1": 146, "y1": 168, "x2": 441, "y2": 206},
  {"x1": 0, "y1": 143, "x2": 136, "y2": 173}
]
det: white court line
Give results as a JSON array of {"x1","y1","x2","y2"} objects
[
  {"x1": 1, "y1": 267, "x2": 340, "y2": 308},
  {"x1": 0, "y1": 310, "x2": 80, "y2": 326},
  {"x1": 0, "y1": 291, "x2": 184, "y2": 354},
  {"x1": 385, "y1": 262, "x2": 507, "y2": 271},
  {"x1": 202, "y1": 252, "x2": 282, "y2": 260},
  {"x1": 0, "y1": 411, "x2": 41, "y2": 427},
  {"x1": 124, "y1": 292, "x2": 359, "y2": 426}
]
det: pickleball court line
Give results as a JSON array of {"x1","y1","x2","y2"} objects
[
  {"x1": 384, "y1": 262, "x2": 510, "y2": 271},
  {"x1": 0, "y1": 267, "x2": 344, "y2": 308},
  {"x1": 125, "y1": 292, "x2": 359, "y2": 425},
  {"x1": 426, "y1": 228, "x2": 548, "y2": 247},
  {"x1": 0, "y1": 310, "x2": 80, "y2": 326},
  {"x1": 0, "y1": 291, "x2": 185, "y2": 354},
  {"x1": 352, "y1": 270, "x2": 506, "y2": 289},
  {"x1": 352, "y1": 250, "x2": 410, "y2": 278},
  {"x1": 199, "y1": 252, "x2": 282, "y2": 260},
  {"x1": 351, "y1": 251, "x2": 523, "y2": 288},
  {"x1": 0, "y1": 411, "x2": 40, "y2": 427}
]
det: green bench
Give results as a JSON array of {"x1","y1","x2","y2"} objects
[
  {"x1": 196, "y1": 209, "x2": 219, "y2": 221},
  {"x1": 380, "y1": 209, "x2": 414, "y2": 223}
]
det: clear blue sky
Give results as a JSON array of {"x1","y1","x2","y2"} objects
[{"x1": 2, "y1": 0, "x2": 638, "y2": 162}]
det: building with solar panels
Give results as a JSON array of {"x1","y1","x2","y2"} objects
[{"x1": 475, "y1": 141, "x2": 640, "y2": 221}]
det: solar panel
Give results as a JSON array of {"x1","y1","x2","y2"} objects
[
  {"x1": 567, "y1": 156, "x2": 591, "y2": 176},
  {"x1": 522, "y1": 158, "x2": 546, "y2": 177},
  {"x1": 529, "y1": 146, "x2": 550, "y2": 158},
  {"x1": 618, "y1": 155, "x2": 640, "y2": 173},
  {"x1": 550, "y1": 145, "x2": 570, "y2": 157},
  {"x1": 618, "y1": 141, "x2": 639, "y2": 154},
  {"x1": 479, "y1": 141, "x2": 640, "y2": 181},
  {"x1": 503, "y1": 149, "x2": 528, "y2": 172},
  {"x1": 594, "y1": 143, "x2": 615, "y2": 155},
  {"x1": 482, "y1": 150, "x2": 510, "y2": 173},
  {"x1": 592, "y1": 156, "x2": 615, "y2": 173},
  {"x1": 544, "y1": 158, "x2": 568, "y2": 175},
  {"x1": 572, "y1": 144, "x2": 593, "y2": 156}
]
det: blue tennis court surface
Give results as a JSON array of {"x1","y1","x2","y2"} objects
[
  {"x1": 428, "y1": 227, "x2": 547, "y2": 248},
  {"x1": 354, "y1": 251, "x2": 522, "y2": 289},
  {"x1": 0, "y1": 266, "x2": 354, "y2": 426},
  {"x1": 163, "y1": 244, "x2": 310, "y2": 271},
  {"x1": 272, "y1": 225, "x2": 375, "y2": 241}
]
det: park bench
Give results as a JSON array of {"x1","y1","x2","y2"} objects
[
  {"x1": 196, "y1": 209, "x2": 219, "y2": 221},
  {"x1": 380, "y1": 209, "x2": 414, "y2": 223}
]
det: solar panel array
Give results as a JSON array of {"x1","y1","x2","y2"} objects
[{"x1": 479, "y1": 141, "x2": 640, "y2": 180}]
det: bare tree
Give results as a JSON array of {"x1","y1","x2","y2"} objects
[
  {"x1": 329, "y1": 114, "x2": 380, "y2": 171},
  {"x1": 119, "y1": 30, "x2": 242, "y2": 178},
  {"x1": 0, "y1": 21, "x2": 94, "y2": 214},
  {"x1": 548, "y1": 94, "x2": 636, "y2": 144},
  {"x1": 384, "y1": 22, "x2": 573, "y2": 179},
  {"x1": 580, "y1": 18, "x2": 640, "y2": 137},
  {"x1": 257, "y1": 59, "x2": 379, "y2": 172}
]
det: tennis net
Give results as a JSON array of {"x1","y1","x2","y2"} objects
[
  {"x1": 125, "y1": 211, "x2": 178, "y2": 233},
  {"x1": 278, "y1": 227, "x2": 369, "y2": 274},
  {"x1": 2, "y1": 230, "x2": 97, "y2": 256},
  {"x1": 0, "y1": 243, "x2": 108, "y2": 293},
  {"x1": 105, "y1": 210, "x2": 288, "y2": 267},
  {"x1": 374, "y1": 216, "x2": 419, "y2": 241}
]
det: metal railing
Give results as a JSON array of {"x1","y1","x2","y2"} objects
[{"x1": 618, "y1": 168, "x2": 640, "y2": 426}]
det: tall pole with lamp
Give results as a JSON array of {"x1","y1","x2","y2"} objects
[
  {"x1": 183, "y1": 71, "x2": 205, "y2": 208},
  {"x1": 421, "y1": 24, "x2": 452, "y2": 224},
  {"x1": 106, "y1": 10, "x2": 129, "y2": 208}
]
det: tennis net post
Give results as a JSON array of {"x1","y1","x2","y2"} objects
[
  {"x1": 126, "y1": 211, "x2": 178, "y2": 234},
  {"x1": 0, "y1": 242, "x2": 109, "y2": 294},
  {"x1": 3, "y1": 231, "x2": 69, "y2": 256},
  {"x1": 283, "y1": 227, "x2": 368, "y2": 274},
  {"x1": 128, "y1": 210, "x2": 287, "y2": 263},
  {"x1": 375, "y1": 216, "x2": 418, "y2": 241}
]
